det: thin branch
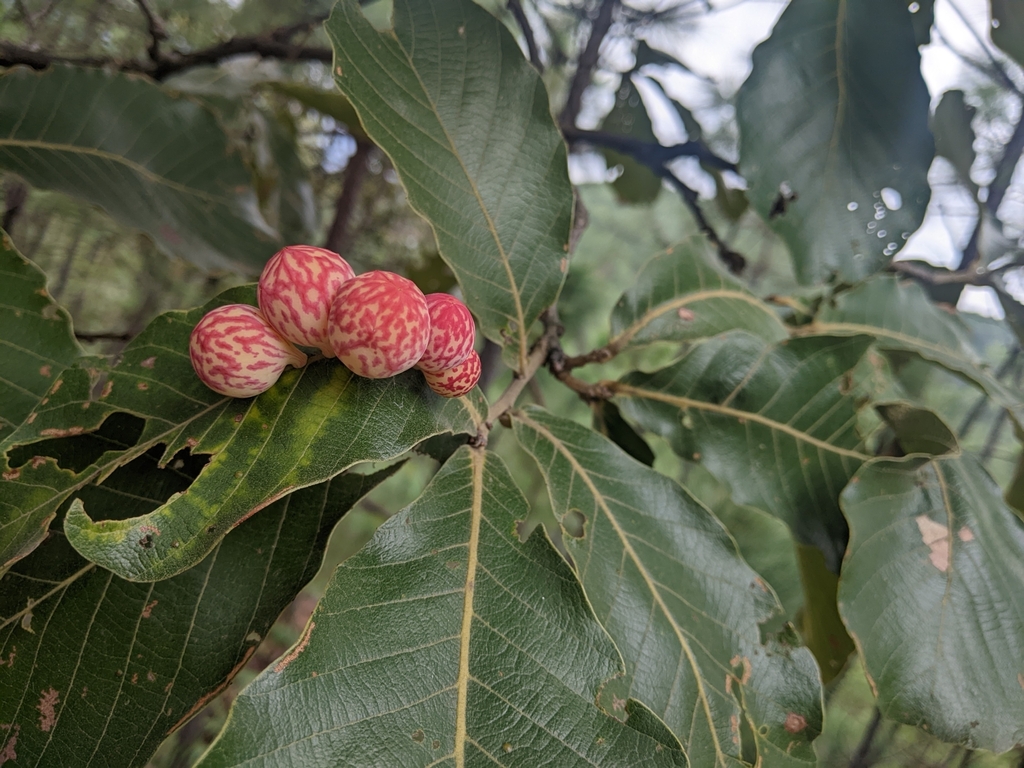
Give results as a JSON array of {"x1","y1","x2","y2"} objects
[
  {"x1": 0, "y1": 16, "x2": 331, "y2": 79},
  {"x1": 508, "y1": 0, "x2": 543, "y2": 72},
  {"x1": 890, "y1": 259, "x2": 991, "y2": 286},
  {"x1": 848, "y1": 708, "x2": 884, "y2": 768},
  {"x1": 943, "y1": 0, "x2": 1022, "y2": 98},
  {"x1": 75, "y1": 331, "x2": 133, "y2": 342},
  {"x1": 563, "y1": 126, "x2": 736, "y2": 171},
  {"x1": 324, "y1": 140, "x2": 372, "y2": 255},
  {"x1": 560, "y1": 0, "x2": 620, "y2": 130},
  {"x1": 660, "y1": 171, "x2": 746, "y2": 273},
  {"x1": 478, "y1": 307, "x2": 562, "y2": 444},
  {"x1": 133, "y1": 0, "x2": 168, "y2": 63}
]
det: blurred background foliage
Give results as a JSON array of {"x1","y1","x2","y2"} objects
[{"x1": 2, "y1": 0, "x2": 1024, "y2": 765}]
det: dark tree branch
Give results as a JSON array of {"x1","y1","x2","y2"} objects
[
  {"x1": 324, "y1": 140, "x2": 372, "y2": 255},
  {"x1": 563, "y1": 127, "x2": 737, "y2": 172},
  {"x1": 848, "y1": 708, "x2": 884, "y2": 768},
  {"x1": 133, "y1": 0, "x2": 168, "y2": 63},
  {"x1": 0, "y1": 16, "x2": 331, "y2": 79},
  {"x1": 508, "y1": 0, "x2": 543, "y2": 72},
  {"x1": 75, "y1": 331, "x2": 133, "y2": 342},
  {"x1": 563, "y1": 127, "x2": 744, "y2": 273},
  {"x1": 560, "y1": 0, "x2": 620, "y2": 130}
]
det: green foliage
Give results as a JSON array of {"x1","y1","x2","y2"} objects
[
  {"x1": 326, "y1": 0, "x2": 573, "y2": 372},
  {"x1": 737, "y1": 0, "x2": 934, "y2": 283},
  {"x1": 3, "y1": 0, "x2": 1024, "y2": 764}
]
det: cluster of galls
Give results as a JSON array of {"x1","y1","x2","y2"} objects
[{"x1": 189, "y1": 245, "x2": 480, "y2": 399}]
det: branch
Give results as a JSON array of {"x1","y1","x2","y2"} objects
[
  {"x1": 889, "y1": 259, "x2": 991, "y2": 286},
  {"x1": 75, "y1": 331, "x2": 133, "y2": 342},
  {"x1": 508, "y1": 0, "x2": 543, "y2": 71},
  {"x1": 477, "y1": 308, "x2": 562, "y2": 444},
  {"x1": 563, "y1": 127, "x2": 737, "y2": 172},
  {"x1": 560, "y1": 0, "x2": 620, "y2": 130},
  {"x1": 324, "y1": 140, "x2": 372, "y2": 255},
  {"x1": 133, "y1": 0, "x2": 167, "y2": 64},
  {"x1": 0, "y1": 16, "x2": 331, "y2": 79}
]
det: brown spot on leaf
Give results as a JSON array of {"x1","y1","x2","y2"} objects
[
  {"x1": 147, "y1": 671, "x2": 156, "y2": 683},
  {"x1": 26, "y1": 412, "x2": 36, "y2": 424},
  {"x1": 612, "y1": 695, "x2": 626, "y2": 712},
  {"x1": 233, "y1": 413, "x2": 243, "y2": 423},
  {"x1": 729, "y1": 714, "x2": 740, "y2": 744},
  {"x1": 274, "y1": 621, "x2": 315, "y2": 673},
  {"x1": 560, "y1": 257, "x2": 568, "y2": 273},
  {"x1": 0, "y1": 723, "x2": 19, "y2": 765},
  {"x1": 502, "y1": 743, "x2": 513, "y2": 753},
  {"x1": 784, "y1": 712, "x2": 807, "y2": 734},
  {"x1": 37, "y1": 688, "x2": 58, "y2": 732},
  {"x1": 39, "y1": 365, "x2": 51, "y2": 377},
  {"x1": 335, "y1": 66, "x2": 343, "y2": 76},
  {"x1": 432, "y1": 740, "x2": 440, "y2": 750},
  {"x1": 677, "y1": 308, "x2": 695, "y2": 321},
  {"x1": 0, "y1": 649, "x2": 15, "y2": 668},
  {"x1": 1018, "y1": 673, "x2": 1024, "y2": 690},
  {"x1": 2, "y1": 469, "x2": 19, "y2": 481},
  {"x1": 186, "y1": 437, "x2": 198, "y2": 448},
  {"x1": 725, "y1": 674, "x2": 733, "y2": 695},
  {"x1": 31, "y1": 456, "x2": 47, "y2": 469},
  {"x1": 411, "y1": 729, "x2": 425, "y2": 743},
  {"x1": 140, "y1": 356, "x2": 156, "y2": 369},
  {"x1": 958, "y1": 526, "x2": 974, "y2": 542},
  {"x1": 915, "y1": 514, "x2": 952, "y2": 572},
  {"x1": 137, "y1": 382, "x2": 148, "y2": 391},
  {"x1": 142, "y1": 600, "x2": 158, "y2": 619},
  {"x1": 50, "y1": 379, "x2": 62, "y2": 394},
  {"x1": 130, "y1": 673, "x2": 138, "y2": 685},
  {"x1": 80, "y1": 687, "x2": 87, "y2": 698}
]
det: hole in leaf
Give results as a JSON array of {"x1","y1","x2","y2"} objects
[
  {"x1": 563, "y1": 509, "x2": 587, "y2": 539},
  {"x1": 8, "y1": 412, "x2": 145, "y2": 472}
]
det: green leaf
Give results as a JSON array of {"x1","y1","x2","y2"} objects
[
  {"x1": 1, "y1": 286, "x2": 485, "y2": 581},
  {"x1": 910, "y1": 0, "x2": 936, "y2": 46},
  {"x1": 932, "y1": 90, "x2": 978, "y2": 195},
  {"x1": 198, "y1": 447, "x2": 687, "y2": 767},
  {"x1": 991, "y1": 0, "x2": 1024, "y2": 68},
  {"x1": 609, "y1": 239, "x2": 788, "y2": 354},
  {"x1": 592, "y1": 400, "x2": 655, "y2": 467},
  {"x1": 803, "y1": 276, "x2": 1024, "y2": 425},
  {"x1": 600, "y1": 75, "x2": 663, "y2": 205},
  {"x1": 0, "y1": 233, "x2": 81, "y2": 449},
  {"x1": 838, "y1": 452, "x2": 1024, "y2": 752},
  {"x1": 615, "y1": 333, "x2": 874, "y2": 571},
  {"x1": 325, "y1": 0, "x2": 573, "y2": 371},
  {"x1": 736, "y1": 0, "x2": 934, "y2": 283},
  {"x1": 795, "y1": 544, "x2": 855, "y2": 684},
  {"x1": 0, "y1": 66, "x2": 280, "y2": 273},
  {"x1": 513, "y1": 407, "x2": 823, "y2": 768},
  {"x1": 0, "y1": 442, "x2": 396, "y2": 767},
  {"x1": 262, "y1": 81, "x2": 368, "y2": 142},
  {"x1": 875, "y1": 401, "x2": 959, "y2": 455}
]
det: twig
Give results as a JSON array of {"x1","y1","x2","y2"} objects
[
  {"x1": 890, "y1": 259, "x2": 991, "y2": 286},
  {"x1": 563, "y1": 127, "x2": 736, "y2": 172},
  {"x1": 508, "y1": 0, "x2": 543, "y2": 71},
  {"x1": 478, "y1": 308, "x2": 562, "y2": 443},
  {"x1": 662, "y1": 172, "x2": 746, "y2": 273},
  {"x1": 560, "y1": 0, "x2": 620, "y2": 130},
  {"x1": 133, "y1": 0, "x2": 168, "y2": 63},
  {"x1": 75, "y1": 331, "x2": 133, "y2": 342},
  {"x1": 324, "y1": 140, "x2": 372, "y2": 255},
  {"x1": 943, "y1": 0, "x2": 1022, "y2": 98},
  {"x1": 848, "y1": 708, "x2": 884, "y2": 768},
  {"x1": 0, "y1": 16, "x2": 331, "y2": 79}
]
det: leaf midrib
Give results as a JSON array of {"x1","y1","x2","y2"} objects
[
  {"x1": 613, "y1": 289, "x2": 783, "y2": 350},
  {"x1": 611, "y1": 381, "x2": 870, "y2": 461},
  {"x1": 514, "y1": 410, "x2": 728, "y2": 766}
]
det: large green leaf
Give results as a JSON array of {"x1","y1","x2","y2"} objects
[
  {"x1": 614, "y1": 333, "x2": 874, "y2": 571},
  {"x1": 325, "y1": 0, "x2": 573, "y2": 371},
  {"x1": 0, "y1": 441, "x2": 395, "y2": 768},
  {"x1": 736, "y1": 0, "x2": 934, "y2": 283},
  {"x1": 198, "y1": 447, "x2": 687, "y2": 767},
  {"x1": 513, "y1": 407, "x2": 823, "y2": 768},
  {"x1": 0, "y1": 232, "x2": 81, "y2": 448},
  {"x1": 0, "y1": 66, "x2": 281, "y2": 273},
  {"x1": 838, "y1": 452, "x2": 1024, "y2": 752},
  {"x1": 802, "y1": 276, "x2": 1024, "y2": 424},
  {"x1": 609, "y1": 239, "x2": 788, "y2": 353},
  {"x1": 1, "y1": 286, "x2": 485, "y2": 579}
]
